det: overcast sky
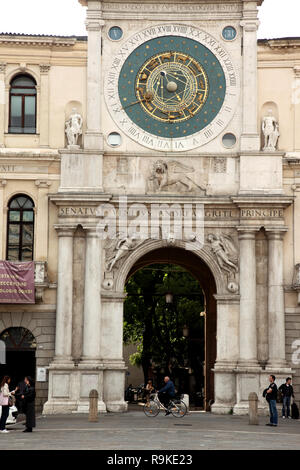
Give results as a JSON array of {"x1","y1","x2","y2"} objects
[{"x1": 0, "y1": 0, "x2": 299, "y2": 39}]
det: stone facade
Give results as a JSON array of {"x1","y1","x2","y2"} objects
[{"x1": 0, "y1": 0, "x2": 299, "y2": 415}]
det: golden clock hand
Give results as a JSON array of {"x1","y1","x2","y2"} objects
[
  {"x1": 123, "y1": 98, "x2": 147, "y2": 109},
  {"x1": 123, "y1": 92, "x2": 153, "y2": 110}
]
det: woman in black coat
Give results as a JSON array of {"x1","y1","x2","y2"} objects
[{"x1": 21, "y1": 376, "x2": 36, "y2": 433}]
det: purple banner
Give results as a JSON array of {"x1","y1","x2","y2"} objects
[{"x1": 0, "y1": 261, "x2": 35, "y2": 304}]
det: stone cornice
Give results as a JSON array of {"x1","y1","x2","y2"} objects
[
  {"x1": 0, "y1": 35, "x2": 77, "y2": 48},
  {"x1": 231, "y1": 196, "x2": 294, "y2": 207},
  {"x1": 259, "y1": 38, "x2": 300, "y2": 50}
]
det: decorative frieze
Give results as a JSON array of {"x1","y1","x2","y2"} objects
[{"x1": 102, "y1": 2, "x2": 242, "y2": 14}]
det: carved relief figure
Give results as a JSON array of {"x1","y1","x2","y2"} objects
[
  {"x1": 262, "y1": 110, "x2": 279, "y2": 151},
  {"x1": 65, "y1": 108, "x2": 83, "y2": 147},
  {"x1": 207, "y1": 233, "x2": 238, "y2": 275},
  {"x1": 106, "y1": 236, "x2": 145, "y2": 272},
  {"x1": 148, "y1": 160, "x2": 206, "y2": 193}
]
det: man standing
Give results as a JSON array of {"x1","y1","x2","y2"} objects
[
  {"x1": 279, "y1": 377, "x2": 294, "y2": 419},
  {"x1": 158, "y1": 376, "x2": 176, "y2": 416},
  {"x1": 264, "y1": 375, "x2": 278, "y2": 427}
]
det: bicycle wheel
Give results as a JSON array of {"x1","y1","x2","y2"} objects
[
  {"x1": 143, "y1": 400, "x2": 160, "y2": 417},
  {"x1": 170, "y1": 400, "x2": 187, "y2": 418}
]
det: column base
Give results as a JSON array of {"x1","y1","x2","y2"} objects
[
  {"x1": 84, "y1": 131, "x2": 103, "y2": 151},
  {"x1": 265, "y1": 362, "x2": 290, "y2": 370},
  {"x1": 233, "y1": 402, "x2": 269, "y2": 416},
  {"x1": 43, "y1": 400, "x2": 78, "y2": 415},
  {"x1": 236, "y1": 360, "x2": 261, "y2": 371},
  {"x1": 211, "y1": 402, "x2": 234, "y2": 415}
]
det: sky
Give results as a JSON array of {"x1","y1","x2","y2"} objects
[{"x1": 0, "y1": 0, "x2": 299, "y2": 39}]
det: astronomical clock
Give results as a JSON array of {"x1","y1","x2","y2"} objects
[{"x1": 105, "y1": 24, "x2": 239, "y2": 152}]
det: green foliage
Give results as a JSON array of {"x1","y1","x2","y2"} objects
[{"x1": 124, "y1": 264, "x2": 205, "y2": 381}]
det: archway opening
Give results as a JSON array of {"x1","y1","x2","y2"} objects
[
  {"x1": 124, "y1": 247, "x2": 217, "y2": 410},
  {"x1": 0, "y1": 327, "x2": 36, "y2": 389}
]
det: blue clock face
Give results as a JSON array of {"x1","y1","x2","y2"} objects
[{"x1": 118, "y1": 35, "x2": 226, "y2": 139}]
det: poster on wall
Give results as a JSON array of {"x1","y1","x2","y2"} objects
[{"x1": 0, "y1": 261, "x2": 35, "y2": 304}]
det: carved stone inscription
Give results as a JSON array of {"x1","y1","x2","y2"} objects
[{"x1": 58, "y1": 206, "x2": 285, "y2": 219}]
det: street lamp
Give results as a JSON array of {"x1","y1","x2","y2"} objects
[{"x1": 165, "y1": 291, "x2": 173, "y2": 304}]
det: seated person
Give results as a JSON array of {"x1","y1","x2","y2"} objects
[{"x1": 158, "y1": 376, "x2": 175, "y2": 415}]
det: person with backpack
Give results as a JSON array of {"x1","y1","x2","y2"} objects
[{"x1": 279, "y1": 377, "x2": 294, "y2": 419}]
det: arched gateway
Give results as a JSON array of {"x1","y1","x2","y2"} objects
[{"x1": 43, "y1": 0, "x2": 294, "y2": 415}]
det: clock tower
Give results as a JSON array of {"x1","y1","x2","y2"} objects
[{"x1": 45, "y1": 0, "x2": 293, "y2": 416}]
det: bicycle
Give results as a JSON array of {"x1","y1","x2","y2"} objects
[{"x1": 143, "y1": 392, "x2": 187, "y2": 418}]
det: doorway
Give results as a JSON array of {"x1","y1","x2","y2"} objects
[
  {"x1": 0, "y1": 327, "x2": 36, "y2": 389},
  {"x1": 124, "y1": 246, "x2": 217, "y2": 410}
]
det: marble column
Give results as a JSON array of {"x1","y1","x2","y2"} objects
[
  {"x1": 266, "y1": 229, "x2": 287, "y2": 368},
  {"x1": 81, "y1": 228, "x2": 102, "y2": 364},
  {"x1": 238, "y1": 229, "x2": 259, "y2": 367},
  {"x1": 240, "y1": 2, "x2": 260, "y2": 151},
  {"x1": 0, "y1": 63, "x2": 6, "y2": 147},
  {"x1": 84, "y1": 3, "x2": 104, "y2": 150},
  {"x1": 39, "y1": 64, "x2": 51, "y2": 147},
  {"x1": 53, "y1": 226, "x2": 75, "y2": 364}
]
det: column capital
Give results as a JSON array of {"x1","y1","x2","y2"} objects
[
  {"x1": 35, "y1": 179, "x2": 52, "y2": 188},
  {"x1": 240, "y1": 20, "x2": 260, "y2": 32},
  {"x1": 82, "y1": 225, "x2": 100, "y2": 237},
  {"x1": 265, "y1": 227, "x2": 288, "y2": 240},
  {"x1": 39, "y1": 64, "x2": 51, "y2": 74},
  {"x1": 0, "y1": 63, "x2": 7, "y2": 74},
  {"x1": 85, "y1": 19, "x2": 105, "y2": 31},
  {"x1": 237, "y1": 226, "x2": 260, "y2": 239},
  {"x1": 54, "y1": 225, "x2": 77, "y2": 237}
]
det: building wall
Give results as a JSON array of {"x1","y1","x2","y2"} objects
[{"x1": 0, "y1": 31, "x2": 300, "y2": 410}]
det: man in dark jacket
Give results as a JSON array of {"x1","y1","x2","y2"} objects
[
  {"x1": 265, "y1": 375, "x2": 278, "y2": 427},
  {"x1": 21, "y1": 376, "x2": 36, "y2": 433},
  {"x1": 158, "y1": 377, "x2": 176, "y2": 415},
  {"x1": 279, "y1": 377, "x2": 294, "y2": 419}
]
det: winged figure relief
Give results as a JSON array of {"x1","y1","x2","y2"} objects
[
  {"x1": 148, "y1": 160, "x2": 206, "y2": 193},
  {"x1": 105, "y1": 236, "x2": 146, "y2": 272},
  {"x1": 207, "y1": 233, "x2": 239, "y2": 275}
]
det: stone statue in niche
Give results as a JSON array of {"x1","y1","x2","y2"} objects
[
  {"x1": 207, "y1": 233, "x2": 238, "y2": 275},
  {"x1": 105, "y1": 236, "x2": 146, "y2": 272},
  {"x1": 65, "y1": 108, "x2": 83, "y2": 148},
  {"x1": 148, "y1": 160, "x2": 206, "y2": 193},
  {"x1": 262, "y1": 109, "x2": 280, "y2": 151}
]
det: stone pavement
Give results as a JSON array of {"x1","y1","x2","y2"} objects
[{"x1": 0, "y1": 409, "x2": 299, "y2": 450}]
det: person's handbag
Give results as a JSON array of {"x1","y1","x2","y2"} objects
[{"x1": 8, "y1": 396, "x2": 14, "y2": 407}]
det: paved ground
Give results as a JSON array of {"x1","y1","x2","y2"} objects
[{"x1": 0, "y1": 408, "x2": 299, "y2": 450}]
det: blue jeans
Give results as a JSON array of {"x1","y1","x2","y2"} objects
[
  {"x1": 269, "y1": 400, "x2": 278, "y2": 425},
  {"x1": 282, "y1": 396, "x2": 291, "y2": 417}
]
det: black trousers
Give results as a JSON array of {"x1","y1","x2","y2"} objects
[
  {"x1": 158, "y1": 392, "x2": 171, "y2": 408},
  {"x1": 0, "y1": 405, "x2": 9, "y2": 430}
]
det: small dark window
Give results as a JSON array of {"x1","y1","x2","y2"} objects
[
  {"x1": 7, "y1": 195, "x2": 34, "y2": 261},
  {"x1": 9, "y1": 75, "x2": 37, "y2": 134}
]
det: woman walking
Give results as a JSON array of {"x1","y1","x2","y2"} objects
[
  {"x1": 0, "y1": 376, "x2": 14, "y2": 433},
  {"x1": 21, "y1": 376, "x2": 36, "y2": 433}
]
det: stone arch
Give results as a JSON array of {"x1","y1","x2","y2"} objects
[
  {"x1": 109, "y1": 238, "x2": 224, "y2": 410},
  {"x1": 114, "y1": 238, "x2": 225, "y2": 295},
  {"x1": 5, "y1": 67, "x2": 40, "y2": 88}
]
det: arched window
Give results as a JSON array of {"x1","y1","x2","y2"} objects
[
  {"x1": 0, "y1": 327, "x2": 36, "y2": 351},
  {"x1": 7, "y1": 195, "x2": 34, "y2": 261},
  {"x1": 9, "y1": 74, "x2": 37, "y2": 134}
]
